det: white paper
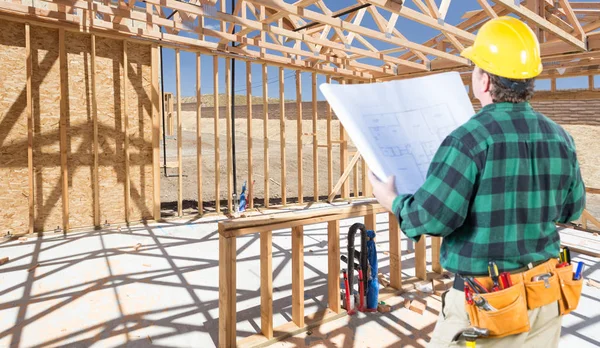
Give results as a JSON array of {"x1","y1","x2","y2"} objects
[{"x1": 320, "y1": 72, "x2": 475, "y2": 195}]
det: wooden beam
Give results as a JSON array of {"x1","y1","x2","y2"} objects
[
  {"x1": 477, "y1": 0, "x2": 498, "y2": 18},
  {"x1": 365, "y1": 212, "x2": 376, "y2": 232},
  {"x1": 353, "y1": 152, "x2": 359, "y2": 198},
  {"x1": 432, "y1": 237, "x2": 442, "y2": 273},
  {"x1": 260, "y1": 230, "x2": 273, "y2": 339},
  {"x1": 263, "y1": 64, "x2": 270, "y2": 208},
  {"x1": 559, "y1": 0, "x2": 586, "y2": 40},
  {"x1": 340, "y1": 80, "x2": 348, "y2": 200},
  {"x1": 296, "y1": 71, "x2": 303, "y2": 204},
  {"x1": 247, "y1": 61, "x2": 253, "y2": 210},
  {"x1": 292, "y1": 225, "x2": 304, "y2": 327},
  {"x1": 152, "y1": 45, "x2": 161, "y2": 221},
  {"x1": 218, "y1": 235, "x2": 237, "y2": 348},
  {"x1": 415, "y1": 236, "x2": 427, "y2": 280},
  {"x1": 226, "y1": 58, "x2": 233, "y2": 213},
  {"x1": 327, "y1": 220, "x2": 341, "y2": 313},
  {"x1": 124, "y1": 41, "x2": 132, "y2": 222},
  {"x1": 590, "y1": 75, "x2": 595, "y2": 90},
  {"x1": 551, "y1": 77, "x2": 557, "y2": 91},
  {"x1": 176, "y1": 49, "x2": 183, "y2": 217},
  {"x1": 59, "y1": 28, "x2": 69, "y2": 232},
  {"x1": 326, "y1": 76, "x2": 333, "y2": 197},
  {"x1": 439, "y1": 0, "x2": 452, "y2": 20},
  {"x1": 26, "y1": 23, "x2": 34, "y2": 234},
  {"x1": 495, "y1": 0, "x2": 586, "y2": 51},
  {"x1": 388, "y1": 212, "x2": 402, "y2": 289},
  {"x1": 279, "y1": 67, "x2": 287, "y2": 206},
  {"x1": 361, "y1": 158, "x2": 366, "y2": 198},
  {"x1": 327, "y1": 152, "x2": 361, "y2": 203},
  {"x1": 197, "y1": 53, "x2": 203, "y2": 214},
  {"x1": 312, "y1": 73, "x2": 318, "y2": 202},
  {"x1": 214, "y1": 56, "x2": 220, "y2": 213}
]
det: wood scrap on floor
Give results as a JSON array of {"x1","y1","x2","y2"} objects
[
  {"x1": 133, "y1": 243, "x2": 142, "y2": 251},
  {"x1": 587, "y1": 279, "x2": 600, "y2": 289},
  {"x1": 0, "y1": 257, "x2": 8, "y2": 266},
  {"x1": 404, "y1": 298, "x2": 427, "y2": 315},
  {"x1": 378, "y1": 273, "x2": 390, "y2": 287}
]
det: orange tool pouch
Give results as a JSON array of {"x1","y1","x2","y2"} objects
[{"x1": 463, "y1": 259, "x2": 583, "y2": 338}]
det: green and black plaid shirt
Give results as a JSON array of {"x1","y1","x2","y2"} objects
[{"x1": 392, "y1": 102, "x2": 586, "y2": 275}]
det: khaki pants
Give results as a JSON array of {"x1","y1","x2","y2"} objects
[{"x1": 428, "y1": 288, "x2": 562, "y2": 348}]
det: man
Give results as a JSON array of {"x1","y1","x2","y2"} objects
[{"x1": 368, "y1": 17, "x2": 586, "y2": 347}]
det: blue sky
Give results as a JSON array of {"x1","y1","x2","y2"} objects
[{"x1": 158, "y1": 0, "x2": 597, "y2": 101}]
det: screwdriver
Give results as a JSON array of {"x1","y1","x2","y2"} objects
[{"x1": 488, "y1": 261, "x2": 501, "y2": 292}]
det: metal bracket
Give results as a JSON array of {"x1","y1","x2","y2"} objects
[
  {"x1": 437, "y1": 18, "x2": 444, "y2": 26},
  {"x1": 514, "y1": 0, "x2": 520, "y2": 6},
  {"x1": 392, "y1": 65, "x2": 398, "y2": 75},
  {"x1": 385, "y1": 32, "x2": 392, "y2": 39},
  {"x1": 425, "y1": 60, "x2": 431, "y2": 71},
  {"x1": 345, "y1": 43, "x2": 351, "y2": 50}
]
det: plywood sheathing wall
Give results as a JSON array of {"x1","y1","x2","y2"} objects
[
  {"x1": 0, "y1": 21, "x2": 28, "y2": 234},
  {"x1": 125, "y1": 42, "x2": 153, "y2": 221},
  {"x1": 0, "y1": 21, "x2": 154, "y2": 234},
  {"x1": 32, "y1": 26, "x2": 62, "y2": 232}
]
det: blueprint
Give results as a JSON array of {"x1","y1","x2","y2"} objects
[{"x1": 320, "y1": 72, "x2": 475, "y2": 194}]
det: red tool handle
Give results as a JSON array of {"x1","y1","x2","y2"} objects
[
  {"x1": 358, "y1": 269, "x2": 365, "y2": 312},
  {"x1": 343, "y1": 270, "x2": 355, "y2": 315}
]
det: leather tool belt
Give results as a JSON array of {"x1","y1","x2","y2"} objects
[{"x1": 454, "y1": 258, "x2": 583, "y2": 338}]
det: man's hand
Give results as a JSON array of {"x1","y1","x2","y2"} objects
[{"x1": 368, "y1": 171, "x2": 398, "y2": 213}]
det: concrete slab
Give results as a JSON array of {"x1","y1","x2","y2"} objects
[{"x1": 0, "y1": 211, "x2": 599, "y2": 347}]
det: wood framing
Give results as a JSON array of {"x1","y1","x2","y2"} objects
[
  {"x1": 176, "y1": 49, "x2": 183, "y2": 217},
  {"x1": 260, "y1": 230, "x2": 273, "y2": 339},
  {"x1": 59, "y1": 28, "x2": 69, "y2": 231},
  {"x1": 415, "y1": 236, "x2": 427, "y2": 280},
  {"x1": 26, "y1": 23, "x2": 34, "y2": 234},
  {"x1": 432, "y1": 237, "x2": 442, "y2": 273},
  {"x1": 296, "y1": 71, "x2": 303, "y2": 204},
  {"x1": 226, "y1": 58, "x2": 233, "y2": 213},
  {"x1": 292, "y1": 225, "x2": 304, "y2": 327},
  {"x1": 327, "y1": 220, "x2": 341, "y2": 313},
  {"x1": 279, "y1": 67, "x2": 286, "y2": 206},
  {"x1": 312, "y1": 73, "x2": 318, "y2": 202},
  {"x1": 388, "y1": 212, "x2": 402, "y2": 289},
  {"x1": 197, "y1": 53, "x2": 203, "y2": 214},
  {"x1": 328, "y1": 152, "x2": 361, "y2": 203},
  {"x1": 152, "y1": 45, "x2": 161, "y2": 221},
  {"x1": 124, "y1": 41, "x2": 131, "y2": 222},
  {"x1": 263, "y1": 64, "x2": 269, "y2": 208},
  {"x1": 326, "y1": 76, "x2": 333, "y2": 197},
  {"x1": 214, "y1": 55, "x2": 221, "y2": 213},
  {"x1": 247, "y1": 61, "x2": 253, "y2": 209}
]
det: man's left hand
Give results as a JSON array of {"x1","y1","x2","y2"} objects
[{"x1": 368, "y1": 171, "x2": 398, "y2": 213}]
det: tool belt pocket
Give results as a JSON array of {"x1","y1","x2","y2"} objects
[
  {"x1": 555, "y1": 264, "x2": 583, "y2": 315},
  {"x1": 523, "y1": 262, "x2": 561, "y2": 309},
  {"x1": 465, "y1": 280, "x2": 530, "y2": 338}
]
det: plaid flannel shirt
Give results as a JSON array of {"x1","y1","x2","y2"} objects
[{"x1": 392, "y1": 102, "x2": 586, "y2": 275}]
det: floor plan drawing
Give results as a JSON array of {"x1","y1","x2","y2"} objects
[{"x1": 320, "y1": 72, "x2": 475, "y2": 194}]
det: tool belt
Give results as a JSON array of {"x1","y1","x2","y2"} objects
[{"x1": 456, "y1": 258, "x2": 583, "y2": 338}]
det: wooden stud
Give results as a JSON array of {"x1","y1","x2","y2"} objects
[
  {"x1": 151, "y1": 44, "x2": 161, "y2": 221},
  {"x1": 214, "y1": 56, "x2": 221, "y2": 213},
  {"x1": 326, "y1": 76, "x2": 333, "y2": 196},
  {"x1": 218, "y1": 235, "x2": 237, "y2": 348},
  {"x1": 365, "y1": 213, "x2": 376, "y2": 232},
  {"x1": 124, "y1": 41, "x2": 131, "y2": 223},
  {"x1": 339, "y1": 80, "x2": 349, "y2": 200},
  {"x1": 247, "y1": 61, "x2": 253, "y2": 209},
  {"x1": 432, "y1": 237, "x2": 442, "y2": 273},
  {"x1": 26, "y1": 23, "x2": 34, "y2": 234},
  {"x1": 263, "y1": 64, "x2": 269, "y2": 208},
  {"x1": 361, "y1": 158, "x2": 366, "y2": 198},
  {"x1": 327, "y1": 152, "x2": 361, "y2": 203},
  {"x1": 59, "y1": 28, "x2": 69, "y2": 231},
  {"x1": 260, "y1": 230, "x2": 273, "y2": 339},
  {"x1": 388, "y1": 212, "x2": 402, "y2": 289},
  {"x1": 415, "y1": 236, "x2": 427, "y2": 280},
  {"x1": 176, "y1": 49, "x2": 183, "y2": 217},
  {"x1": 296, "y1": 71, "x2": 303, "y2": 204},
  {"x1": 327, "y1": 220, "x2": 341, "y2": 313},
  {"x1": 353, "y1": 154, "x2": 359, "y2": 197},
  {"x1": 197, "y1": 53, "x2": 203, "y2": 214},
  {"x1": 589, "y1": 75, "x2": 594, "y2": 90},
  {"x1": 226, "y1": 58, "x2": 233, "y2": 213},
  {"x1": 292, "y1": 225, "x2": 304, "y2": 327},
  {"x1": 279, "y1": 67, "x2": 287, "y2": 206},
  {"x1": 551, "y1": 78, "x2": 557, "y2": 92},
  {"x1": 312, "y1": 73, "x2": 318, "y2": 202}
]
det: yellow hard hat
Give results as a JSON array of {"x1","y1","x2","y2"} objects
[{"x1": 460, "y1": 16, "x2": 543, "y2": 79}]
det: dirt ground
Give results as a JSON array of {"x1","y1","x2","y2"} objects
[{"x1": 159, "y1": 112, "x2": 600, "y2": 223}]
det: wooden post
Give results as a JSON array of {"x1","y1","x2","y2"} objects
[
  {"x1": 326, "y1": 76, "x2": 333, "y2": 196},
  {"x1": 589, "y1": 75, "x2": 594, "y2": 90},
  {"x1": 312, "y1": 73, "x2": 318, "y2": 202},
  {"x1": 59, "y1": 28, "x2": 69, "y2": 231},
  {"x1": 260, "y1": 230, "x2": 273, "y2": 339},
  {"x1": 151, "y1": 45, "x2": 161, "y2": 221},
  {"x1": 214, "y1": 56, "x2": 220, "y2": 213},
  {"x1": 340, "y1": 80, "x2": 349, "y2": 200},
  {"x1": 353, "y1": 154, "x2": 359, "y2": 197},
  {"x1": 551, "y1": 78, "x2": 557, "y2": 92},
  {"x1": 296, "y1": 70, "x2": 303, "y2": 204},
  {"x1": 361, "y1": 158, "x2": 367, "y2": 197},
  {"x1": 388, "y1": 212, "x2": 402, "y2": 289},
  {"x1": 292, "y1": 225, "x2": 304, "y2": 327},
  {"x1": 432, "y1": 237, "x2": 442, "y2": 273},
  {"x1": 415, "y1": 236, "x2": 427, "y2": 280},
  {"x1": 196, "y1": 53, "x2": 203, "y2": 215},
  {"x1": 226, "y1": 58, "x2": 233, "y2": 212},
  {"x1": 263, "y1": 64, "x2": 269, "y2": 208},
  {"x1": 365, "y1": 213, "x2": 376, "y2": 232},
  {"x1": 176, "y1": 49, "x2": 183, "y2": 217},
  {"x1": 218, "y1": 235, "x2": 237, "y2": 348},
  {"x1": 26, "y1": 23, "x2": 34, "y2": 234},
  {"x1": 124, "y1": 41, "x2": 131, "y2": 223},
  {"x1": 279, "y1": 67, "x2": 287, "y2": 206},
  {"x1": 247, "y1": 61, "x2": 253, "y2": 209},
  {"x1": 327, "y1": 220, "x2": 341, "y2": 313}
]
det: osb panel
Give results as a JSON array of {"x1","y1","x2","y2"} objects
[
  {"x1": 0, "y1": 21, "x2": 28, "y2": 234},
  {"x1": 66, "y1": 32, "x2": 94, "y2": 228},
  {"x1": 126, "y1": 42, "x2": 153, "y2": 221},
  {"x1": 95, "y1": 37, "x2": 126, "y2": 224},
  {"x1": 32, "y1": 26, "x2": 63, "y2": 232}
]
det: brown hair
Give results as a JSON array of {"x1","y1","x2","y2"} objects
[{"x1": 480, "y1": 69, "x2": 535, "y2": 103}]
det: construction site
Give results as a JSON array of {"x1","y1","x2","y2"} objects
[{"x1": 1, "y1": 0, "x2": 600, "y2": 347}]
